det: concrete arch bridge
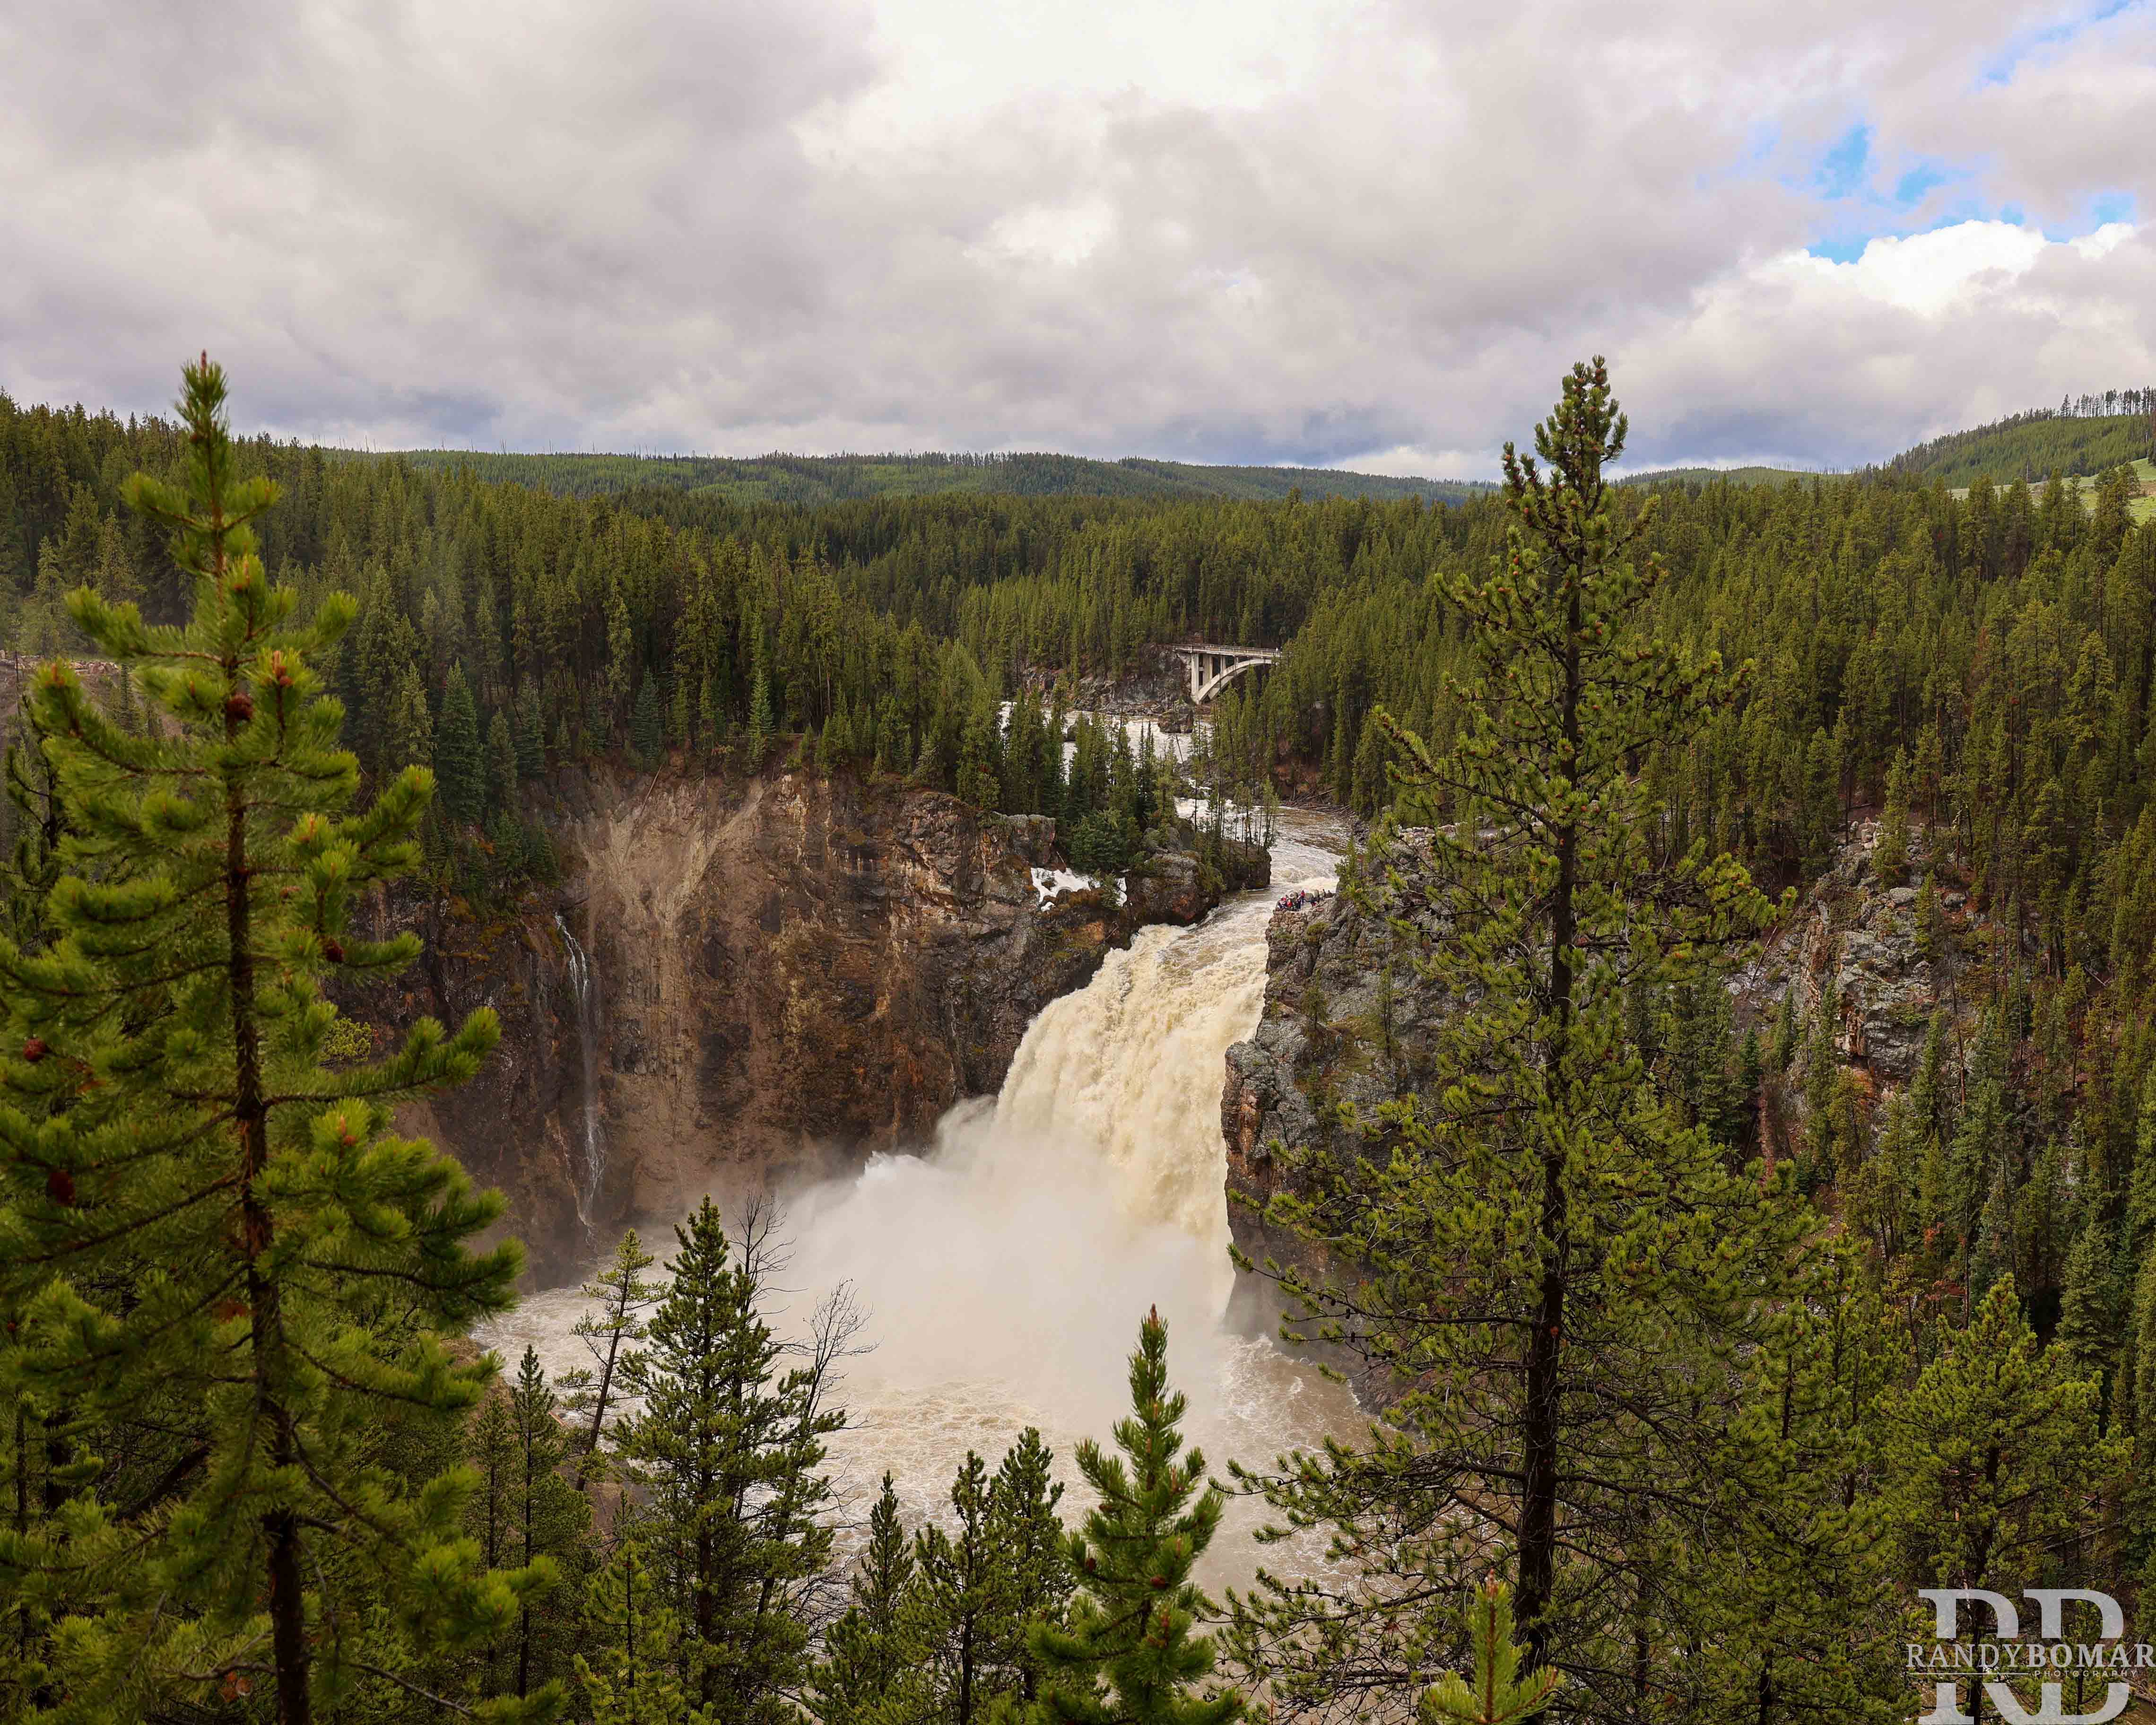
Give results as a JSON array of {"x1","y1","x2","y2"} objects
[{"x1": 1171, "y1": 643, "x2": 1281, "y2": 704}]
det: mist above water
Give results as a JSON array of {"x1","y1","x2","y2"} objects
[{"x1": 482, "y1": 808, "x2": 1359, "y2": 1584}]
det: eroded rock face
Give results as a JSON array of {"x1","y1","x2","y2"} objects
[
  {"x1": 1220, "y1": 852, "x2": 1451, "y2": 1374},
  {"x1": 1219, "y1": 821, "x2": 1981, "y2": 1377},
  {"x1": 352, "y1": 764, "x2": 1254, "y2": 1282}
]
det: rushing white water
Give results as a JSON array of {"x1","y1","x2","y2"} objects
[
  {"x1": 556, "y1": 915, "x2": 605, "y2": 1228},
  {"x1": 489, "y1": 809, "x2": 1358, "y2": 1585}
]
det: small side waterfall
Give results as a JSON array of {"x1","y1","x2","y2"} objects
[{"x1": 556, "y1": 914, "x2": 605, "y2": 1228}]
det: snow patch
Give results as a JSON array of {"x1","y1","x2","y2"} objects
[{"x1": 1032, "y1": 866, "x2": 1093, "y2": 901}]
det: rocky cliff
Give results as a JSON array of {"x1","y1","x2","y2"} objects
[
  {"x1": 1220, "y1": 850, "x2": 1441, "y2": 1353},
  {"x1": 1220, "y1": 819, "x2": 1984, "y2": 1351},
  {"x1": 350, "y1": 763, "x2": 1263, "y2": 1282}
]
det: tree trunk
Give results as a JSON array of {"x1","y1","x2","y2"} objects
[
  {"x1": 1518, "y1": 566, "x2": 1583, "y2": 1667},
  {"x1": 224, "y1": 613, "x2": 310, "y2": 1725}
]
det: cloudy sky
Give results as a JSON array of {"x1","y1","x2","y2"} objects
[{"x1": 2, "y1": 1, "x2": 2150, "y2": 476}]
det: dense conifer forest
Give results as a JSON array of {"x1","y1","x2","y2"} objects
[
  {"x1": 369, "y1": 447, "x2": 1493, "y2": 508},
  {"x1": 1887, "y1": 392, "x2": 2156, "y2": 487},
  {"x1": 2, "y1": 360, "x2": 2155, "y2": 1721}
]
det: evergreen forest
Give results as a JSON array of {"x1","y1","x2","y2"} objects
[{"x1": 0, "y1": 355, "x2": 2154, "y2": 1721}]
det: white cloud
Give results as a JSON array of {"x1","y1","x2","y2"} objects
[
  {"x1": 1771, "y1": 221, "x2": 2055, "y2": 317},
  {"x1": 0, "y1": 0, "x2": 2149, "y2": 471}
]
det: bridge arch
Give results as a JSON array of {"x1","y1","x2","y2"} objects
[{"x1": 1170, "y1": 644, "x2": 1280, "y2": 704}]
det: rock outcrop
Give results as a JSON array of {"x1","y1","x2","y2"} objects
[
  {"x1": 350, "y1": 763, "x2": 1261, "y2": 1282},
  {"x1": 1220, "y1": 819, "x2": 1984, "y2": 1357},
  {"x1": 1220, "y1": 849, "x2": 1447, "y2": 1356},
  {"x1": 1734, "y1": 817, "x2": 1982, "y2": 1088}
]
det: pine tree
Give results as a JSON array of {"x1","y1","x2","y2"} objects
[
  {"x1": 437, "y1": 662, "x2": 485, "y2": 824},
  {"x1": 1228, "y1": 361, "x2": 1816, "y2": 1710},
  {"x1": 957, "y1": 702, "x2": 1001, "y2": 812},
  {"x1": 469, "y1": 1387, "x2": 522, "y2": 1701},
  {"x1": 990, "y1": 1426, "x2": 1070, "y2": 1702},
  {"x1": 487, "y1": 709, "x2": 518, "y2": 822},
  {"x1": 1029, "y1": 1309, "x2": 1244, "y2": 1725},
  {"x1": 1418, "y1": 1580, "x2": 1561, "y2": 1725},
  {"x1": 0, "y1": 358, "x2": 548, "y2": 1724},
  {"x1": 1875, "y1": 748, "x2": 1912, "y2": 884},
  {"x1": 912, "y1": 1451, "x2": 1002, "y2": 1725},
  {"x1": 1913, "y1": 870, "x2": 1944, "y2": 965},
  {"x1": 745, "y1": 667, "x2": 773, "y2": 765},
  {"x1": 509, "y1": 1347, "x2": 589, "y2": 1701},
  {"x1": 617, "y1": 1200, "x2": 845, "y2": 1721},
  {"x1": 631, "y1": 675, "x2": 663, "y2": 766},
  {"x1": 575, "y1": 1534, "x2": 712, "y2": 1725},
  {"x1": 0, "y1": 691, "x2": 65, "y2": 953},
  {"x1": 1800, "y1": 726, "x2": 1842, "y2": 874},
  {"x1": 558, "y1": 1228, "x2": 663, "y2": 1483},
  {"x1": 1881, "y1": 1279, "x2": 2118, "y2": 1612},
  {"x1": 812, "y1": 1473, "x2": 925, "y2": 1725},
  {"x1": 2056, "y1": 1220, "x2": 2119, "y2": 1390},
  {"x1": 515, "y1": 681, "x2": 548, "y2": 780}
]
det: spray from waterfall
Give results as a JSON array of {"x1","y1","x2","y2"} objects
[
  {"x1": 487, "y1": 810, "x2": 1358, "y2": 1586},
  {"x1": 556, "y1": 914, "x2": 605, "y2": 1228}
]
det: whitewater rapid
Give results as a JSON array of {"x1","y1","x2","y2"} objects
[{"x1": 479, "y1": 809, "x2": 1358, "y2": 1584}]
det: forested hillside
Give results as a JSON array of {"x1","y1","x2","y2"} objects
[
  {"x1": 1889, "y1": 390, "x2": 2156, "y2": 486},
  {"x1": 6, "y1": 386, "x2": 2156, "y2": 906},
  {"x1": 5, "y1": 367, "x2": 2156, "y2": 1717},
  {"x1": 375, "y1": 445, "x2": 1493, "y2": 506}
]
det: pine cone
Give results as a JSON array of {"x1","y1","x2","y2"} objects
[
  {"x1": 322, "y1": 937, "x2": 345, "y2": 963},
  {"x1": 226, "y1": 691, "x2": 254, "y2": 723},
  {"x1": 46, "y1": 1167, "x2": 75, "y2": 1205},
  {"x1": 21, "y1": 1038, "x2": 46, "y2": 1063}
]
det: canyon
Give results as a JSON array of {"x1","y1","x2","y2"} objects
[{"x1": 345, "y1": 760, "x2": 1267, "y2": 1282}]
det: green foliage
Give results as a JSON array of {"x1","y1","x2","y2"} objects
[
  {"x1": 0, "y1": 358, "x2": 542, "y2": 1724},
  {"x1": 1229, "y1": 360, "x2": 1825, "y2": 1715},
  {"x1": 616, "y1": 1200, "x2": 845, "y2": 1722},
  {"x1": 812, "y1": 1429, "x2": 1070, "y2": 1725},
  {"x1": 2, "y1": 356, "x2": 2154, "y2": 1725},
  {"x1": 1889, "y1": 395, "x2": 2155, "y2": 487},
  {"x1": 363, "y1": 446, "x2": 1492, "y2": 507},
  {"x1": 556, "y1": 1228, "x2": 663, "y2": 1481},
  {"x1": 436, "y1": 662, "x2": 485, "y2": 823},
  {"x1": 1417, "y1": 1580, "x2": 1561, "y2": 1725},
  {"x1": 574, "y1": 1537, "x2": 714, "y2": 1725},
  {"x1": 1029, "y1": 1309, "x2": 1243, "y2": 1725},
  {"x1": 1875, "y1": 748, "x2": 1912, "y2": 883},
  {"x1": 812, "y1": 1474, "x2": 924, "y2": 1725},
  {"x1": 630, "y1": 674, "x2": 663, "y2": 765},
  {"x1": 505, "y1": 1349, "x2": 591, "y2": 1700},
  {"x1": 487, "y1": 708, "x2": 518, "y2": 819}
]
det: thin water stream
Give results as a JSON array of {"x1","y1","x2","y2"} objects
[{"x1": 556, "y1": 914, "x2": 605, "y2": 1228}]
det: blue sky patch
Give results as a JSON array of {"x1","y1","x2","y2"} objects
[
  {"x1": 1977, "y1": 0, "x2": 2140, "y2": 86},
  {"x1": 1814, "y1": 125, "x2": 1873, "y2": 199}
]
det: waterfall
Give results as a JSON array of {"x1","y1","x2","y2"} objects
[
  {"x1": 556, "y1": 914, "x2": 605, "y2": 1228},
  {"x1": 487, "y1": 810, "x2": 1358, "y2": 1584}
]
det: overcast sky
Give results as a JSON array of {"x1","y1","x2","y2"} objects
[{"x1": 2, "y1": 1, "x2": 2150, "y2": 476}]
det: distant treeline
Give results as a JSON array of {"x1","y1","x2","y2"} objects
[
  {"x1": 1889, "y1": 392, "x2": 2156, "y2": 487},
  {"x1": 374, "y1": 445, "x2": 1494, "y2": 508}
]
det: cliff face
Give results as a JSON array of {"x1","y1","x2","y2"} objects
[
  {"x1": 1220, "y1": 821, "x2": 1982, "y2": 1357},
  {"x1": 1220, "y1": 866, "x2": 1442, "y2": 1354},
  {"x1": 352, "y1": 764, "x2": 1260, "y2": 1282}
]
